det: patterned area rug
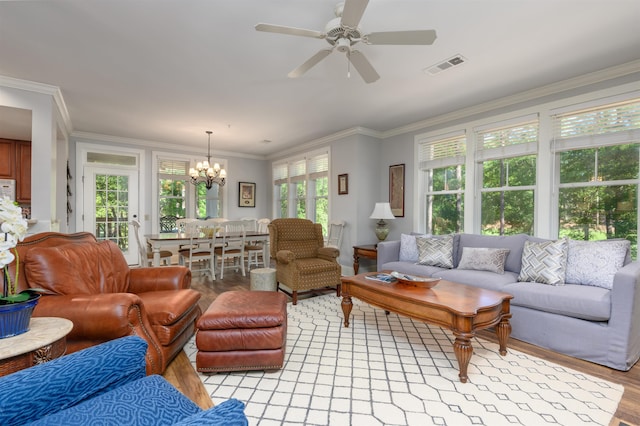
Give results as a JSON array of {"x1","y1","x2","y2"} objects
[{"x1": 186, "y1": 294, "x2": 623, "y2": 426}]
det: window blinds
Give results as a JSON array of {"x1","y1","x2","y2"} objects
[
  {"x1": 158, "y1": 159, "x2": 188, "y2": 176},
  {"x1": 418, "y1": 132, "x2": 466, "y2": 170},
  {"x1": 552, "y1": 98, "x2": 640, "y2": 152},
  {"x1": 474, "y1": 115, "x2": 538, "y2": 161}
]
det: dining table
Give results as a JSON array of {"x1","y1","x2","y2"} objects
[{"x1": 145, "y1": 231, "x2": 270, "y2": 272}]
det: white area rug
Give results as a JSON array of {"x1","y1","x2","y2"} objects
[{"x1": 185, "y1": 294, "x2": 623, "y2": 425}]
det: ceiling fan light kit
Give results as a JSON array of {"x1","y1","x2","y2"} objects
[{"x1": 255, "y1": 0, "x2": 437, "y2": 83}]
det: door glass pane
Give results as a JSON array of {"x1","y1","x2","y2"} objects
[{"x1": 95, "y1": 173, "x2": 129, "y2": 251}]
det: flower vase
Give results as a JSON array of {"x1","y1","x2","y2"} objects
[{"x1": 0, "y1": 293, "x2": 40, "y2": 339}]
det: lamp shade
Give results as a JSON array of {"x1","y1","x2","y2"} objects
[{"x1": 369, "y1": 202, "x2": 396, "y2": 220}]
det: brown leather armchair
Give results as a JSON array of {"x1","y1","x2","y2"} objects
[
  {"x1": 268, "y1": 218, "x2": 341, "y2": 304},
  {"x1": 9, "y1": 232, "x2": 201, "y2": 375}
]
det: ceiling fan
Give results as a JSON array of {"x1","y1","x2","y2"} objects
[{"x1": 255, "y1": 0, "x2": 437, "y2": 84}]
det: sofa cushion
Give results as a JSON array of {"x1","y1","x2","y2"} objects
[
  {"x1": 518, "y1": 238, "x2": 568, "y2": 285},
  {"x1": 457, "y1": 233, "x2": 528, "y2": 272},
  {"x1": 0, "y1": 336, "x2": 147, "y2": 425},
  {"x1": 504, "y1": 282, "x2": 611, "y2": 321},
  {"x1": 30, "y1": 375, "x2": 202, "y2": 426},
  {"x1": 457, "y1": 247, "x2": 510, "y2": 274},
  {"x1": 399, "y1": 233, "x2": 422, "y2": 263},
  {"x1": 175, "y1": 399, "x2": 248, "y2": 426},
  {"x1": 565, "y1": 239, "x2": 630, "y2": 289},
  {"x1": 24, "y1": 240, "x2": 130, "y2": 294},
  {"x1": 416, "y1": 234, "x2": 454, "y2": 268}
]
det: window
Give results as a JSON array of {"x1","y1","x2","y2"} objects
[
  {"x1": 476, "y1": 117, "x2": 538, "y2": 235},
  {"x1": 554, "y1": 98, "x2": 640, "y2": 257},
  {"x1": 418, "y1": 132, "x2": 466, "y2": 234},
  {"x1": 272, "y1": 150, "x2": 330, "y2": 234},
  {"x1": 158, "y1": 159, "x2": 188, "y2": 232},
  {"x1": 195, "y1": 182, "x2": 223, "y2": 219}
]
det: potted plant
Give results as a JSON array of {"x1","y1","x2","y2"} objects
[{"x1": 0, "y1": 196, "x2": 39, "y2": 338}]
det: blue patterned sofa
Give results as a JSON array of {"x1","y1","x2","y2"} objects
[
  {"x1": 377, "y1": 233, "x2": 640, "y2": 371},
  {"x1": 0, "y1": 336, "x2": 248, "y2": 425}
]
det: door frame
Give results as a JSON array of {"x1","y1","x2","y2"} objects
[{"x1": 75, "y1": 142, "x2": 146, "y2": 264}]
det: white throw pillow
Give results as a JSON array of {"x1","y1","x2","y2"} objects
[
  {"x1": 457, "y1": 247, "x2": 510, "y2": 274},
  {"x1": 416, "y1": 234, "x2": 454, "y2": 269},
  {"x1": 399, "y1": 233, "x2": 421, "y2": 263},
  {"x1": 518, "y1": 238, "x2": 568, "y2": 285},
  {"x1": 565, "y1": 239, "x2": 629, "y2": 289}
]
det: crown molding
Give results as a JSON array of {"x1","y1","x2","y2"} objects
[
  {"x1": 71, "y1": 131, "x2": 267, "y2": 160},
  {"x1": 266, "y1": 126, "x2": 382, "y2": 160},
  {"x1": 381, "y1": 59, "x2": 640, "y2": 139},
  {"x1": 0, "y1": 75, "x2": 72, "y2": 135}
]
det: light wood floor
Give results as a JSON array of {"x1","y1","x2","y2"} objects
[{"x1": 163, "y1": 271, "x2": 640, "y2": 426}]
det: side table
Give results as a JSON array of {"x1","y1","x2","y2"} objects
[
  {"x1": 353, "y1": 244, "x2": 378, "y2": 274},
  {"x1": 0, "y1": 317, "x2": 73, "y2": 377}
]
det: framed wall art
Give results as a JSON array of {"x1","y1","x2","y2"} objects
[
  {"x1": 238, "y1": 182, "x2": 256, "y2": 207},
  {"x1": 389, "y1": 163, "x2": 405, "y2": 217},
  {"x1": 338, "y1": 173, "x2": 348, "y2": 195}
]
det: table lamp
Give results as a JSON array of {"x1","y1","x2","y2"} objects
[{"x1": 369, "y1": 202, "x2": 396, "y2": 242}]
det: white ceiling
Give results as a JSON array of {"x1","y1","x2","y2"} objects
[{"x1": 1, "y1": 0, "x2": 639, "y2": 157}]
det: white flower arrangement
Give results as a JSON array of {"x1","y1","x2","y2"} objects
[{"x1": 0, "y1": 196, "x2": 29, "y2": 301}]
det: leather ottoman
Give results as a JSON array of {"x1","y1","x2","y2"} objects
[{"x1": 195, "y1": 291, "x2": 287, "y2": 373}]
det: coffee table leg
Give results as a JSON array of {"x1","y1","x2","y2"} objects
[
  {"x1": 453, "y1": 333, "x2": 473, "y2": 383},
  {"x1": 341, "y1": 296, "x2": 352, "y2": 328},
  {"x1": 495, "y1": 317, "x2": 511, "y2": 356}
]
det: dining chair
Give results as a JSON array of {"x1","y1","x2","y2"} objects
[
  {"x1": 131, "y1": 219, "x2": 173, "y2": 266},
  {"x1": 177, "y1": 219, "x2": 220, "y2": 279},
  {"x1": 214, "y1": 220, "x2": 247, "y2": 279},
  {"x1": 325, "y1": 220, "x2": 346, "y2": 249},
  {"x1": 245, "y1": 218, "x2": 271, "y2": 269}
]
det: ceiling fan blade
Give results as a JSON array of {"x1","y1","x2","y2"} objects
[
  {"x1": 348, "y1": 50, "x2": 380, "y2": 84},
  {"x1": 365, "y1": 29, "x2": 437, "y2": 45},
  {"x1": 341, "y1": 0, "x2": 369, "y2": 28},
  {"x1": 288, "y1": 49, "x2": 333, "y2": 78},
  {"x1": 255, "y1": 23, "x2": 325, "y2": 39}
]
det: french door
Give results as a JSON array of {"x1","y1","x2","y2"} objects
[{"x1": 82, "y1": 165, "x2": 139, "y2": 264}]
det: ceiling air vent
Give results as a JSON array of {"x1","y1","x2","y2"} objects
[{"x1": 425, "y1": 54, "x2": 467, "y2": 75}]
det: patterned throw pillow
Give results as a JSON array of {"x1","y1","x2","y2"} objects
[
  {"x1": 565, "y1": 239, "x2": 630, "y2": 289},
  {"x1": 518, "y1": 238, "x2": 568, "y2": 285},
  {"x1": 399, "y1": 233, "x2": 423, "y2": 263},
  {"x1": 416, "y1": 234, "x2": 454, "y2": 269},
  {"x1": 457, "y1": 247, "x2": 510, "y2": 274}
]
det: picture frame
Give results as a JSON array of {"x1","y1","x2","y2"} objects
[
  {"x1": 389, "y1": 164, "x2": 405, "y2": 217},
  {"x1": 238, "y1": 182, "x2": 256, "y2": 207},
  {"x1": 338, "y1": 173, "x2": 349, "y2": 195}
]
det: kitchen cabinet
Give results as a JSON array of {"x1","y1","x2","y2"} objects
[
  {"x1": 0, "y1": 140, "x2": 15, "y2": 178},
  {"x1": 0, "y1": 138, "x2": 31, "y2": 203},
  {"x1": 16, "y1": 141, "x2": 31, "y2": 203}
]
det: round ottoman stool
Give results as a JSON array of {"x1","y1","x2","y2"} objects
[{"x1": 250, "y1": 267, "x2": 277, "y2": 291}]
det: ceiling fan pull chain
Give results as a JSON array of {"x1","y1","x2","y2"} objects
[{"x1": 347, "y1": 52, "x2": 351, "y2": 79}]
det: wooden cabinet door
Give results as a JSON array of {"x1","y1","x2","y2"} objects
[
  {"x1": 16, "y1": 141, "x2": 31, "y2": 203},
  {"x1": 0, "y1": 140, "x2": 16, "y2": 178}
]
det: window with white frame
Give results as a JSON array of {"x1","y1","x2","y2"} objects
[
  {"x1": 272, "y1": 150, "x2": 330, "y2": 234},
  {"x1": 476, "y1": 116, "x2": 538, "y2": 235},
  {"x1": 418, "y1": 132, "x2": 466, "y2": 234},
  {"x1": 157, "y1": 159, "x2": 188, "y2": 232},
  {"x1": 554, "y1": 98, "x2": 640, "y2": 257}
]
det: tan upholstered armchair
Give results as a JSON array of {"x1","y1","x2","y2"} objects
[{"x1": 268, "y1": 218, "x2": 341, "y2": 304}]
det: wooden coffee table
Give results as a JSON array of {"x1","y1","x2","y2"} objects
[{"x1": 340, "y1": 272, "x2": 513, "y2": 383}]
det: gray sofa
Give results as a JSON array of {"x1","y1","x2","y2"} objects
[{"x1": 377, "y1": 233, "x2": 640, "y2": 371}]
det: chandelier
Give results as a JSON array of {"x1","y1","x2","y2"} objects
[{"x1": 189, "y1": 130, "x2": 226, "y2": 189}]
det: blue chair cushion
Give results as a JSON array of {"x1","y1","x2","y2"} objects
[
  {"x1": 28, "y1": 375, "x2": 202, "y2": 425},
  {"x1": 0, "y1": 336, "x2": 147, "y2": 426}
]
